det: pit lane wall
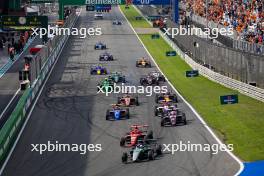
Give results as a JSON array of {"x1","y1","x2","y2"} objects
[{"x1": 0, "y1": 11, "x2": 78, "y2": 165}]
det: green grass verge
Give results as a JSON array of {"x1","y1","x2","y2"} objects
[
  {"x1": 120, "y1": 5, "x2": 264, "y2": 161},
  {"x1": 120, "y1": 5, "x2": 151, "y2": 28}
]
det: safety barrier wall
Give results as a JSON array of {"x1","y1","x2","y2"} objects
[
  {"x1": 159, "y1": 31, "x2": 264, "y2": 102},
  {"x1": 0, "y1": 11, "x2": 78, "y2": 165},
  {"x1": 135, "y1": 5, "x2": 264, "y2": 102},
  {"x1": 137, "y1": 5, "x2": 264, "y2": 89}
]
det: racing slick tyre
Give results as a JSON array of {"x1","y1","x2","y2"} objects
[
  {"x1": 161, "y1": 119, "x2": 165, "y2": 126},
  {"x1": 135, "y1": 97, "x2": 139, "y2": 106},
  {"x1": 155, "y1": 95, "x2": 159, "y2": 103},
  {"x1": 148, "y1": 63, "x2": 152, "y2": 68},
  {"x1": 156, "y1": 144, "x2": 162, "y2": 155},
  {"x1": 120, "y1": 137, "x2": 126, "y2": 146},
  {"x1": 148, "y1": 150, "x2": 154, "y2": 160},
  {"x1": 117, "y1": 97, "x2": 121, "y2": 104},
  {"x1": 122, "y1": 152, "x2": 128, "y2": 163},
  {"x1": 122, "y1": 77, "x2": 126, "y2": 83},
  {"x1": 146, "y1": 130, "x2": 153, "y2": 139},
  {"x1": 136, "y1": 63, "x2": 139, "y2": 67},
  {"x1": 183, "y1": 113, "x2": 187, "y2": 125},
  {"x1": 126, "y1": 108, "x2": 130, "y2": 119},
  {"x1": 106, "y1": 110, "x2": 110, "y2": 120},
  {"x1": 154, "y1": 106, "x2": 158, "y2": 116}
]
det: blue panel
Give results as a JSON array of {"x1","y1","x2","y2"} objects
[
  {"x1": 172, "y1": 0, "x2": 179, "y2": 23},
  {"x1": 240, "y1": 161, "x2": 264, "y2": 176},
  {"x1": 133, "y1": 0, "x2": 170, "y2": 5},
  {"x1": 95, "y1": 5, "x2": 111, "y2": 10}
]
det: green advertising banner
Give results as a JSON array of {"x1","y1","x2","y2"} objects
[{"x1": 1, "y1": 16, "x2": 48, "y2": 31}]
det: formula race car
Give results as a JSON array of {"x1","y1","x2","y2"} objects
[
  {"x1": 161, "y1": 109, "x2": 187, "y2": 126},
  {"x1": 90, "y1": 65, "x2": 108, "y2": 75},
  {"x1": 155, "y1": 92, "x2": 178, "y2": 103},
  {"x1": 122, "y1": 140, "x2": 162, "y2": 163},
  {"x1": 113, "y1": 20, "x2": 122, "y2": 25},
  {"x1": 106, "y1": 104, "x2": 129, "y2": 120},
  {"x1": 154, "y1": 102, "x2": 178, "y2": 116},
  {"x1": 152, "y1": 18, "x2": 167, "y2": 28},
  {"x1": 117, "y1": 94, "x2": 139, "y2": 106},
  {"x1": 97, "y1": 78, "x2": 114, "y2": 92},
  {"x1": 94, "y1": 12, "x2": 103, "y2": 19},
  {"x1": 120, "y1": 125, "x2": 153, "y2": 147},
  {"x1": 148, "y1": 71, "x2": 166, "y2": 82},
  {"x1": 94, "y1": 42, "x2": 106, "y2": 50},
  {"x1": 99, "y1": 52, "x2": 114, "y2": 61},
  {"x1": 140, "y1": 75, "x2": 159, "y2": 86},
  {"x1": 108, "y1": 72, "x2": 126, "y2": 83},
  {"x1": 136, "y1": 57, "x2": 151, "y2": 68}
]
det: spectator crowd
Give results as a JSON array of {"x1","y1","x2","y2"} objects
[{"x1": 181, "y1": 0, "x2": 264, "y2": 44}]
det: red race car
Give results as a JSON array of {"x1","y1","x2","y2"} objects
[
  {"x1": 120, "y1": 125, "x2": 153, "y2": 147},
  {"x1": 117, "y1": 94, "x2": 139, "y2": 106}
]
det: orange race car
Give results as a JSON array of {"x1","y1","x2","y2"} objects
[{"x1": 136, "y1": 57, "x2": 152, "y2": 68}]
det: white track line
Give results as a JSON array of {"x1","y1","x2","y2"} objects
[
  {"x1": 0, "y1": 10, "x2": 81, "y2": 175},
  {"x1": 119, "y1": 5, "x2": 244, "y2": 176}
]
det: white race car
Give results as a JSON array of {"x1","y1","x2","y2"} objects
[{"x1": 94, "y1": 12, "x2": 103, "y2": 19}]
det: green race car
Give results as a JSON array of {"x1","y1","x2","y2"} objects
[
  {"x1": 97, "y1": 78, "x2": 114, "y2": 93},
  {"x1": 108, "y1": 72, "x2": 126, "y2": 83},
  {"x1": 122, "y1": 139, "x2": 162, "y2": 163}
]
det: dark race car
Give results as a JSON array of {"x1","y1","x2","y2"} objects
[
  {"x1": 148, "y1": 71, "x2": 166, "y2": 82},
  {"x1": 117, "y1": 94, "x2": 139, "y2": 106},
  {"x1": 136, "y1": 57, "x2": 151, "y2": 68},
  {"x1": 99, "y1": 52, "x2": 114, "y2": 61},
  {"x1": 161, "y1": 109, "x2": 187, "y2": 126},
  {"x1": 122, "y1": 140, "x2": 162, "y2": 163},
  {"x1": 155, "y1": 92, "x2": 178, "y2": 103},
  {"x1": 97, "y1": 78, "x2": 114, "y2": 92},
  {"x1": 90, "y1": 65, "x2": 108, "y2": 75},
  {"x1": 108, "y1": 72, "x2": 126, "y2": 83},
  {"x1": 94, "y1": 42, "x2": 106, "y2": 50},
  {"x1": 154, "y1": 102, "x2": 178, "y2": 116},
  {"x1": 106, "y1": 104, "x2": 129, "y2": 121},
  {"x1": 113, "y1": 20, "x2": 122, "y2": 25},
  {"x1": 120, "y1": 125, "x2": 153, "y2": 147},
  {"x1": 140, "y1": 75, "x2": 159, "y2": 86}
]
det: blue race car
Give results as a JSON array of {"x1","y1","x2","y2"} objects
[
  {"x1": 106, "y1": 105, "x2": 130, "y2": 121},
  {"x1": 94, "y1": 42, "x2": 106, "y2": 50},
  {"x1": 113, "y1": 20, "x2": 122, "y2": 25},
  {"x1": 90, "y1": 65, "x2": 108, "y2": 75}
]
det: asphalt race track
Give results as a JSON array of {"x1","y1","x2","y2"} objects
[{"x1": 2, "y1": 7, "x2": 240, "y2": 176}]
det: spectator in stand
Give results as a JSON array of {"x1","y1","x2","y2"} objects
[{"x1": 182, "y1": 0, "x2": 264, "y2": 44}]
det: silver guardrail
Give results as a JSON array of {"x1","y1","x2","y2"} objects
[{"x1": 160, "y1": 31, "x2": 264, "y2": 102}]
